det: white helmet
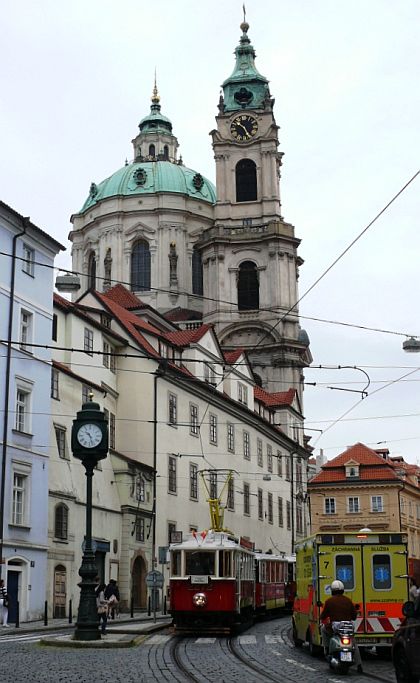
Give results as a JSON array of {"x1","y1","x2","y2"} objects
[{"x1": 331, "y1": 580, "x2": 344, "y2": 592}]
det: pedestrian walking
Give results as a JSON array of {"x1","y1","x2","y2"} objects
[
  {"x1": 409, "y1": 578, "x2": 419, "y2": 602},
  {"x1": 0, "y1": 579, "x2": 9, "y2": 627},
  {"x1": 96, "y1": 583, "x2": 108, "y2": 634},
  {"x1": 104, "y1": 579, "x2": 120, "y2": 619}
]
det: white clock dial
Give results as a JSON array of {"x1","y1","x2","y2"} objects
[{"x1": 77, "y1": 423, "x2": 103, "y2": 449}]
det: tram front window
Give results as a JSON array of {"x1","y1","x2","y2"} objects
[
  {"x1": 171, "y1": 550, "x2": 181, "y2": 576},
  {"x1": 186, "y1": 551, "x2": 215, "y2": 576}
]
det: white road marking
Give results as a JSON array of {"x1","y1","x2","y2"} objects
[
  {"x1": 265, "y1": 635, "x2": 282, "y2": 643},
  {"x1": 0, "y1": 634, "x2": 42, "y2": 643},
  {"x1": 194, "y1": 637, "x2": 217, "y2": 644},
  {"x1": 285, "y1": 658, "x2": 317, "y2": 671},
  {"x1": 147, "y1": 635, "x2": 172, "y2": 644},
  {"x1": 238, "y1": 635, "x2": 257, "y2": 644}
]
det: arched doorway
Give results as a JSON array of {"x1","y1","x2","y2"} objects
[
  {"x1": 53, "y1": 564, "x2": 67, "y2": 618},
  {"x1": 132, "y1": 555, "x2": 147, "y2": 609}
]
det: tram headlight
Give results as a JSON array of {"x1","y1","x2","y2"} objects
[{"x1": 192, "y1": 592, "x2": 207, "y2": 608}]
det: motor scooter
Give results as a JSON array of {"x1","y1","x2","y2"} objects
[{"x1": 327, "y1": 621, "x2": 356, "y2": 674}]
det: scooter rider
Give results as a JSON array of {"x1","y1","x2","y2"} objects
[{"x1": 320, "y1": 579, "x2": 363, "y2": 673}]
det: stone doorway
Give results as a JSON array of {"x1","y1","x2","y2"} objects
[{"x1": 131, "y1": 555, "x2": 147, "y2": 609}]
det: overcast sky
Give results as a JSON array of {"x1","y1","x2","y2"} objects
[{"x1": 2, "y1": 1, "x2": 420, "y2": 463}]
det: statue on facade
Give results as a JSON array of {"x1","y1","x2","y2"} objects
[{"x1": 169, "y1": 242, "x2": 178, "y2": 285}]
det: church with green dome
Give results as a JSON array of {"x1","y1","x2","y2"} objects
[{"x1": 70, "y1": 19, "x2": 311, "y2": 397}]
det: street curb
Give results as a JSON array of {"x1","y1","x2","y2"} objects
[{"x1": 38, "y1": 620, "x2": 169, "y2": 648}]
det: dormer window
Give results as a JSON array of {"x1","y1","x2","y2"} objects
[{"x1": 346, "y1": 465, "x2": 359, "y2": 478}]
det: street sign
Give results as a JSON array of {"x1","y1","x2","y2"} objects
[
  {"x1": 145, "y1": 570, "x2": 164, "y2": 588},
  {"x1": 158, "y1": 546, "x2": 169, "y2": 564}
]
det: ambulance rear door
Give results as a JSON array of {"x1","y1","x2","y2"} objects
[{"x1": 318, "y1": 542, "x2": 363, "y2": 619}]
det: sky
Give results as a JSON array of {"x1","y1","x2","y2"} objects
[{"x1": 2, "y1": 1, "x2": 420, "y2": 463}]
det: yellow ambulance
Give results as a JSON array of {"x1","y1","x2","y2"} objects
[{"x1": 292, "y1": 531, "x2": 409, "y2": 653}]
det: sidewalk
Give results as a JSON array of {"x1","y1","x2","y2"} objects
[{"x1": 3, "y1": 611, "x2": 172, "y2": 648}]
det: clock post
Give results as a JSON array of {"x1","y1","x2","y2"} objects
[{"x1": 71, "y1": 396, "x2": 108, "y2": 641}]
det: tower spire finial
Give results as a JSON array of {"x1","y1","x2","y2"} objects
[
  {"x1": 151, "y1": 69, "x2": 160, "y2": 105},
  {"x1": 240, "y1": 4, "x2": 249, "y2": 36}
]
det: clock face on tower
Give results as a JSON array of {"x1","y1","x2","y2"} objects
[
  {"x1": 230, "y1": 115, "x2": 258, "y2": 142},
  {"x1": 76, "y1": 423, "x2": 103, "y2": 449}
]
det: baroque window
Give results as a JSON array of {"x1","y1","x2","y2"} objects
[
  {"x1": 238, "y1": 261, "x2": 259, "y2": 310},
  {"x1": 235, "y1": 158, "x2": 257, "y2": 202},
  {"x1": 131, "y1": 240, "x2": 151, "y2": 291}
]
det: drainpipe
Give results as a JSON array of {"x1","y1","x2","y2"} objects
[
  {"x1": 0, "y1": 217, "x2": 29, "y2": 579},
  {"x1": 152, "y1": 362, "x2": 166, "y2": 572},
  {"x1": 290, "y1": 452, "x2": 295, "y2": 555}
]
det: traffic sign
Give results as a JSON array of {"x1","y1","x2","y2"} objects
[{"x1": 146, "y1": 570, "x2": 164, "y2": 588}]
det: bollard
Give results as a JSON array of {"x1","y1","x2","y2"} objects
[
  {"x1": 130, "y1": 596, "x2": 134, "y2": 618},
  {"x1": 68, "y1": 599, "x2": 72, "y2": 624},
  {"x1": 44, "y1": 600, "x2": 48, "y2": 626},
  {"x1": 15, "y1": 601, "x2": 20, "y2": 628},
  {"x1": 163, "y1": 595, "x2": 167, "y2": 615},
  {"x1": 148, "y1": 595, "x2": 151, "y2": 616}
]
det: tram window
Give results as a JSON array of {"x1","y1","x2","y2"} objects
[
  {"x1": 186, "y1": 551, "x2": 215, "y2": 576},
  {"x1": 171, "y1": 550, "x2": 182, "y2": 576},
  {"x1": 372, "y1": 555, "x2": 391, "y2": 590},
  {"x1": 219, "y1": 551, "x2": 233, "y2": 577},
  {"x1": 335, "y1": 555, "x2": 355, "y2": 590}
]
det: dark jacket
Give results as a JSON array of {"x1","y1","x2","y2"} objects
[
  {"x1": 320, "y1": 594, "x2": 357, "y2": 623},
  {"x1": 104, "y1": 583, "x2": 120, "y2": 601}
]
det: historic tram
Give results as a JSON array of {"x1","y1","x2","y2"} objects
[{"x1": 169, "y1": 529, "x2": 295, "y2": 632}]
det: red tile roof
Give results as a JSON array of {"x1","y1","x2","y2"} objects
[
  {"x1": 104, "y1": 284, "x2": 145, "y2": 310},
  {"x1": 224, "y1": 349, "x2": 245, "y2": 364},
  {"x1": 322, "y1": 443, "x2": 389, "y2": 468},
  {"x1": 165, "y1": 325, "x2": 212, "y2": 347},
  {"x1": 254, "y1": 386, "x2": 296, "y2": 407},
  {"x1": 165, "y1": 307, "x2": 203, "y2": 322},
  {"x1": 309, "y1": 443, "x2": 402, "y2": 486}
]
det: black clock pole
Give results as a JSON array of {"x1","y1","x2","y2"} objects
[{"x1": 71, "y1": 397, "x2": 108, "y2": 641}]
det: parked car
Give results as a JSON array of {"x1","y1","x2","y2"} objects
[{"x1": 392, "y1": 601, "x2": 420, "y2": 683}]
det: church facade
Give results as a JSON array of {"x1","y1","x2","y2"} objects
[{"x1": 69, "y1": 19, "x2": 311, "y2": 400}]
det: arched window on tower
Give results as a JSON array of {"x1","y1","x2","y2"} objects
[
  {"x1": 237, "y1": 261, "x2": 259, "y2": 310},
  {"x1": 54, "y1": 503, "x2": 69, "y2": 540},
  {"x1": 149, "y1": 144, "x2": 155, "y2": 158},
  {"x1": 163, "y1": 145, "x2": 169, "y2": 160},
  {"x1": 192, "y1": 246, "x2": 203, "y2": 296},
  {"x1": 131, "y1": 240, "x2": 151, "y2": 291},
  {"x1": 235, "y1": 159, "x2": 257, "y2": 202},
  {"x1": 88, "y1": 251, "x2": 96, "y2": 290}
]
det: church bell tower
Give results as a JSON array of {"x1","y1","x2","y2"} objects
[{"x1": 200, "y1": 19, "x2": 311, "y2": 397}]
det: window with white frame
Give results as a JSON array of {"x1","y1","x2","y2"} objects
[
  {"x1": 168, "y1": 393, "x2": 177, "y2": 425},
  {"x1": 296, "y1": 458, "x2": 302, "y2": 484},
  {"x1": 296, "y1": 504, "x2": 303, "y2": 534},
  {"x1": 268, "y1": 492, "x2": 273, "y2": 524},
  {"x1": 238, "y1": 383, "x2": 248, "y2": 405},
  {"x1": 22, "y1": 243, "x2": 35, "y2": 276},
  {"x1": 102, "y1": 340, "x2": 115, "y2": 371},
  {"x1": 54, "y1": 503, "x2": 69, "y2": 540},
  {"x1": 257, "y1": 438, "x2": 263, "y2": 467},
  {"x1": 190, "y1": 403, "x2": 199, "y2": 436},
  {"x1": 84, "y1": 328, "x2": 93, "y2": 355},
  {"x1": 267, "y1": 444, "x2": 273, "y2": 473},
  {"x1": 227, "y1": 477, "x2": 235, "y2": 510},
  {"x1": 348, "y1": 496, "x2": 360, "y2": 513},
  {"x1": 285, "y1": 456, "x2": 291, "y2": 481},
  {"x1": 54, "y1": 425, "x2": 67, "y2": 459},
  {"x1": 346, "y1": 465, "x2": 359, "y2": 478},
  {"x1": 190, "y1": 463, "x2": 198, "y2": 500},
  {"x1": 278, "y1": 497, "x2": 283, "y2": 527},
  {"x1": 243, "y1": 483, "x2": 250, "y2": 516},
  {"x1": 243, "y1": 430, "x2": 250, "y2": 460},
  {"x1": 371, "y1": 495, "x2": 383, "y2": 513},
  {"x1": 11, "y1": 461, "x2": 31, "y2": 526},
  {"x1": 286, "y1": 500, "x2": 291, "y2": 529},
  {"x1": 15, "y1": 386, "x2": 31, "y2": 433},
  {"x1": 204, "y1": 362, "x2": 216, "y2": 386},
  {"x1": 135, "y1": 517, "x2": 145, "y2": 542},
  {"x1": 82, "y1": 384, "x2": 90, "y2": 403},
  {"x1": 168, "y1": 455, "x2": 177, "y2": 493},
  {"x1": 209, "y1": 413, "x2": 217, "y2": 444},
  {"x1": 51, "y1": 368, "x2": 59, "y2": 399},
  {"x1": 20, "y1": 309, "x2": 33, "y2": 352},
  {"x1": 325, "y1": 497, "x2": 336, "y2": 515},
  {"x1": 277, "y1": 451, "x2": 283, "y2": 477},
  {"x1": 258, "y1": 488, "x2": 263, "y2": 520},
  {"x1": 209, "y1": 472, "x2": 218, "y2": 499},
  {"x1": 227, "y1": 423, "x2": 235, "y2": 453},
  {"x1": 135, "y1": 476, "x2": 145, "y2": 502}
]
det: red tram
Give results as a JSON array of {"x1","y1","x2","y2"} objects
[{"x1": 169, "y1": 530, "x2": 295, "y2": 632}]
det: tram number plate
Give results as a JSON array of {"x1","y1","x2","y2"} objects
[
  {"x1": 191, "y1": 576, "x2": 208, "y2": 584},
  {"x1": 340, "y1": 652, "x2": 352, "y2": 662}
]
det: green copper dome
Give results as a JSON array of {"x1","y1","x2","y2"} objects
[
  {"x1": 139, "y1": 81, "x2": 173, "y2": 134},
  {"x1": 79, "y1": 161, "x2": 216, "y2": 213},
  {"x1": 222, "y1": 21, "x2": 271, "y2": 112}
]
